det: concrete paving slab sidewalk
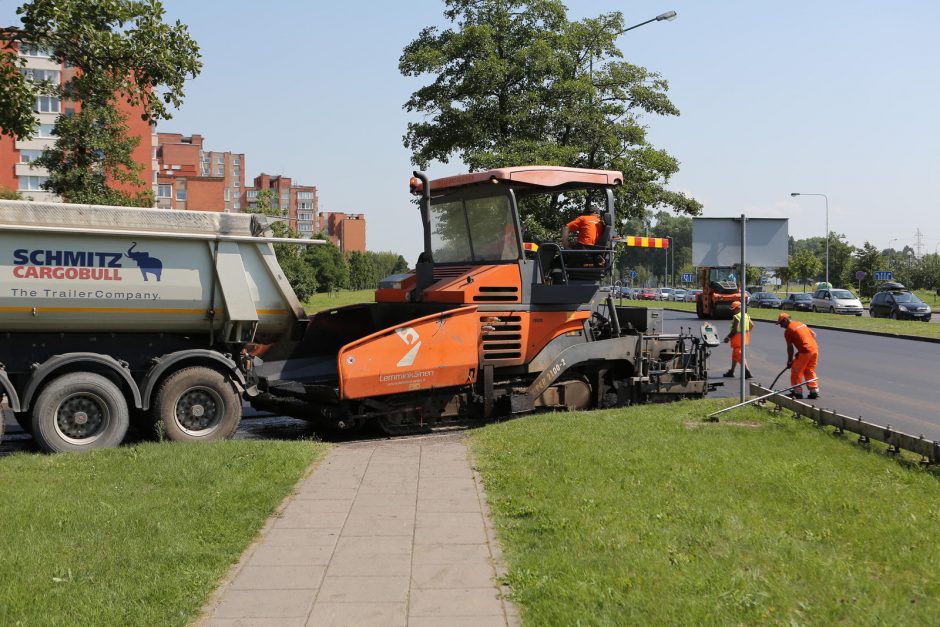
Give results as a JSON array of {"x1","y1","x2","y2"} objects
[{"x1": 198, "y1": 435, "x2": 519, "y2": 626}]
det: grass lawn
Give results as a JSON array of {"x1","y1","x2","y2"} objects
[
  {"x1": 0, "y1": 440, "x2": 328, "y2": 626},
  {"x1": 471, "y1": 400, "x2": 940, "y2": 625},
  {"x1": 631, "y1": 299, "x2": 940, "y2": 339},
  {"x1": 305, "y1": 289, "x2": 375, "y2": 313}
]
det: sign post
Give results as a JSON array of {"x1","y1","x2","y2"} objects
[{"x1": 855, "y1": 270, "x2": 866, "y2": 292}]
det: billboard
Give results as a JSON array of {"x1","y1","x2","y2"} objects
[{"x1": 692, "y1": 217, "x2": 789, "y2": 267}]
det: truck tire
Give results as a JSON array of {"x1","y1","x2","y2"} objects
[
  {"x1": 153, "y1": 367, "x2": 241, "y2": 442},
  {"x1": 31, "y1": 372, "x2": 130, "y2": 453}
]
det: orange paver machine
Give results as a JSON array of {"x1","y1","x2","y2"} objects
[{"x1": 253, "y1": 166, "x2": 718, "y2": 432}]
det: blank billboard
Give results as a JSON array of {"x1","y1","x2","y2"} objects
[{"x1": 692, "y1": 217, "x2": 789, "y2": 267}]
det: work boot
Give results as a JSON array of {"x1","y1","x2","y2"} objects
[
  {"x1": 807, "y1": 390, "x2": 819, "y2": 400},
  {"x1": 789, "y1": 390, "x2": 804, "y2": 399},
  {"x1": 744, "y1": 369, "x2": 753, "y2": 379},
  {"x1": 723, "y1": 369, "x2": 735, "y2": 378}
]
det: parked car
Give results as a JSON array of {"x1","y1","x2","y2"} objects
[
  {"x1": 656, "y1": 288, "x2": 673, "y2": 301},
  {"x1": 685, "y1": 289, "x2": 702, "y2": 302},
  {"x1": 812, "y1": 288, "x2": 863, "y2": 315},
  {"x1": 671, "y1": 288, "x2": 687, "y2": 302},
  {"x1": 870, "y1": 289, "x2": 932, "y2": 321},
  {"x1": 639, "y1": 288, "x2": 657, "y2": 300},
  {"x1": 780, "y1": 293, "x2": 813, "y2": 311},
  {"x1": 750, "y1": 292, "x2": 782, "y2": 309}
]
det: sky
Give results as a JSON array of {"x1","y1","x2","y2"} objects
[{"x1": 3, "y1": 0, "x2": 939, "y2": 260}]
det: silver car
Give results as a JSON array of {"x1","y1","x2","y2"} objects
[{"x1": 812, "y1": 288, "x2": 863, "y2": 315}]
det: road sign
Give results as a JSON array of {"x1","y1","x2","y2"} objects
[
  {"x1": 629, "y1": 271, "x2": 638, "y2": 279},
  {"x1": 855, "y1": 270, "x2": 867, "y2": 281},
  {"x1": 681, "y1": 273, "x2": 694, "y2": 282},
  {"x1": 874, "y1": 271, "x2": 893, "y2": 281}
]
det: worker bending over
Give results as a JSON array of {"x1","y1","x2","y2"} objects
[
  {"x1": 722, "y1": 300, "x2": 753, "y2": 379},
  {"x1": 561, "y1": 205, "x2": 603, "y2": 249},
  {"x1": 777, "y1": 312, "x2": 819, "y2": 400}
]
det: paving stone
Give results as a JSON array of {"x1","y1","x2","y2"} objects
[
  {"x1": 315, "y1": 576, "x2": 410, "y2": 604},
  {"x1": 260, "y1": 528, "x2": 340, "y2": 547},
  {"x1": 229, "y1": 565, "x2": 326, "y2": 590},
  {"x1": 272, "y1": 508, "x2": 349, "y2": 530},
  {"x1": 412, "y1": 543, "x2": 491, "y2": 565},
  {"x1": 416, "y1": 497, "x2": 482, "y2": 513},
  {"x1": 409, "y1": 588, "x2": 505, "y2": 617},
  {"x1": 333, "y1": 535, "x2": 413, "y2": 557},
  {"x1": 205, "y1": 618, "x2": 306, "y2": 627},
  {"x1": 326, "y1": 551, "x2": 413, "y2": 577},
  {"x1": 292, "y1": 487, "x2": 359, "y2": 501},
  {"x1": 342, "y1": 514, "x2": 415, "y2": 537},
  {"x1": 212, "y1": 589, "x2": 314, "y2": 619},
  {"x1": 246, "y1": 543, "x2": 336, "y2": 567},
  {"x1": 408, "y1": 617, "x2": 508, "y2": 627},
  {"x1": 306, "y1": 602, "x2": 407, "y2": 627},
  {"x1": 411, "y1": 561, "x2": 496, "y2": 589}
]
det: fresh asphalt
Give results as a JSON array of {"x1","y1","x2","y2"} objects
[{"x1": 661, "y1": 309, "x2": 940, "y2": 442}]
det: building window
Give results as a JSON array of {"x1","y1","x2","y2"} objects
[
  {"x1": 280, "y1": 193, "x2": 289, "y2": 206},
  {"x1": 176, "y1": 187, "x2": 187, "y2": 201},
  {"x1": 224, "y1": 188, "x2": 231, "y2": 201},
  {"x1": 216, "y1": 164, "x2": 223, "y2": 176},
  {"x1": 234, "y1": 180, "x2": 240, "y2": 187},
  {"x1": 216, "y1": 155, "x2": 223, "y2": 164},
  {"x1": 20, "y1": 44, "x2": 53, "y2": 58},
  {"x1": 233, "y1": 156, "x2": 240, "y2": 165},
  {"x1": 19, "y1": 175, "x2": 49, "y2": 191},
  {"x1": 21, "y1": 68, "x2": 60, "y2": 84},
  {"x1": 34, "y1": 96, "x2": 61, "y2": 114},
  {"x1": 233, "y1": 201, "x2": 240, "y2": 210},
  {"x1": 247, "y1": 190, "x2": 258, "y2": 200},
  {"x1": 157, "y1": 184, "x2": 172, "y2": 198},
  {"x1": 298, "y1": 201, "x2": 311, "y2": 210},
  {"x1": 233, "y1": 167, "x2": 239, "y2": 176},
  {"x1": 19, "y1": 149, "x2": 44, "y2": 164},
  {"x1": 297, "y1": 191, "x2": 313, "y2": 200}
]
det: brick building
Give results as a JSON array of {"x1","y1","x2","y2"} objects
[
  {"x1": 154, "y1": 133, "x2": 244, "y2": 212},
  {"x1": 0, "y1": 43, "x2": 153, "y2": 201},
  {"x1": 246, "y1": 173, "x2": 318, "y2": 237},
  {"x1": 317, "y1": 211, "x2": 366, "y2": 253}
]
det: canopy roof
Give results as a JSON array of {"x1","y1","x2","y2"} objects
[{"x1": 429, "y1": 166, "x2": 623, "y2": 192}]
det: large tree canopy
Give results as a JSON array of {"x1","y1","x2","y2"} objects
[{"x1": 400, "y1": 0, "x2": 701, "y2": 232}]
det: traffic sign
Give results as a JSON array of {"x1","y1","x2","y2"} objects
[
  {"x1": 629, "y1": 271, "x2": 638, "y2": 279},
  {"x1": 681, "y1": 273, "x2": 695, "y2": 282},
  {"x1": 855, "y1": 270, "x2": 866, "y2": 281},
  {"x1": 874, "y1": 271, "x2": 893, "y2": 281}
]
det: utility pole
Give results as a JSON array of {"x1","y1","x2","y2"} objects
[{"x1": 915, "y1": 228, "x2": 925, "y2": 259}]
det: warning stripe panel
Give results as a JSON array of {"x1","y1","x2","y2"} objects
[{"x1": 625, "y1": 236, "x2": 669, "y2": 248}]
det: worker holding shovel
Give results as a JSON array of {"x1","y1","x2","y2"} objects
[
  {"x1": 723, "y1": 300, "x2": 753, "y2": 379},
  {"x1": 777, "y1": 312, "x2": 820, "y2": 400}
]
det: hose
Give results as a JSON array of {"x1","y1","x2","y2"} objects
[{"x1": 769, "y1": 364, "x2": 791, "y2": 390}]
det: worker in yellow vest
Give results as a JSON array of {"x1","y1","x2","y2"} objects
[{"x1": 722, "y1": 300, "x2": 753, "y2": 378}]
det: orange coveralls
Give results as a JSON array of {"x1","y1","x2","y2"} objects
[
  {"x1": 566, "y1": 214, "x2": 604, "y2": 246},
  {"x1": 785, "y1": 321, "x2": 819, "y2": 393},
  {"x1": 729, "y1": 312, "x2": 752, "y2": 365}
]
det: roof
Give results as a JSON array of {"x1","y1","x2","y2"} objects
[{"x1": 428, "y1": 166, "x2": 624, "y2": 192}]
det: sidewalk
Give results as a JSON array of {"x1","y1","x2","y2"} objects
[{"x1": 199, "y1": 435, "x2": 519, "y2": 626}]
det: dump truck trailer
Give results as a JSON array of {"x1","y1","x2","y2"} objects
[
  {"x1": 250, "y1": 167, "x2": 718, "y2": 433},
  {"x1": 0, "y1": 200, "x2": 317, "y2": 452}
]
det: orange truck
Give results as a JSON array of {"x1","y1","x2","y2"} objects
[
  {"x1": 695, "y1": 266, "x2": 747, "y2": 319},
  {"x1": 252, "y1": 166, "x2": 718, "y2": 433}
]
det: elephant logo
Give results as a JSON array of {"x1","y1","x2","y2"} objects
[{"x1": 125, "y1": 242, "x2": 163, "y2": 282}]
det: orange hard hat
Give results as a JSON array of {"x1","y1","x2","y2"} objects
[
  {"x1": 730, "y1": 301, "x2": 741, "y2": 311},
  {"x1": 777, "y1": 312, "x2": 791, "y2": 324}
]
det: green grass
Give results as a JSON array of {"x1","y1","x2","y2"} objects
[
  {"x1": 0, "y1": 440, "x2": 328, "y2": 626},
  {"x1": 305, "y1": 289, "x2": 375, "y2": 313},
  {"x1": 470, "y1": 400, "x2": 940, "y2": 625},
  {"x1": 631, "y1": 299, "x2": 940, "y2": 339}
]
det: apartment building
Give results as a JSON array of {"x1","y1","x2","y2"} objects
[
  {"x1": 246, "y1": 174, "x2": 318, "y2": 237},
  {"x1": 154, "y1": 133, "x2": 245, "y2": 212},
  {"x1": 0, "y1": 42, "x2": 153, "y2": 201},
  {"x1": 317, "y1": 211, "x2": 366, "y2": 253}
]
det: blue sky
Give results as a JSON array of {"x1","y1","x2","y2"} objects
[{"x1": 4, "y1": 1, "x2": 939, "y2": 259}]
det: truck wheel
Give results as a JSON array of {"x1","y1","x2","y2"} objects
[
  {"x1": 31, "y1": 372, "x2": 130, "y2": 453},
  {"x1": 153, "y1": 367, "x2": 241, "y2": 442}
]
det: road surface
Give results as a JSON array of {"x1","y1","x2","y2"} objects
[{"x1": 663, "y1": 310, "x2": 940, "y2": 441}]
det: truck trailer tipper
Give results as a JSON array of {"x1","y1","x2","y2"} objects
[{"x1": 0, "y1": 200, "x2": 318, "y2": 452}]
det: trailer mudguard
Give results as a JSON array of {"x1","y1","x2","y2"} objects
[
  {"x1": 21, "y1": 353, "x2": 142, "y2": 412},
  {"x1": 140, "y1": 349, "x2": 247, "y2": 411},
  {"x1": 0, "y1": 368, "x2": 21, "y2": 412},
  {"x1": 337, "y1": 305, "x2": 480, "y2": 400}
]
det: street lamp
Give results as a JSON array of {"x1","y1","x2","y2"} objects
[
  {"x1": 790, "y1": 192, "x2": 830, "y2": 285},
  {"x1": 621, "y1": 10, "x2": 678, "y2": 33}
]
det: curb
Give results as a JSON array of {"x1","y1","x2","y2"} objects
[{"x1": 660, "y1": 307, "x2": 940, "y2": 345}]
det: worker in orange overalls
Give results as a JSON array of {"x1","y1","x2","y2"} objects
[
  {"x1": 561, "y1": 206, "x2": 604, "y2": 248},
  {"x1": 777, "y1": 312, "x2": 819, "y2": 400},
  {"x1": 722, "y1": 300, "x2": 753, "y2": 379}
]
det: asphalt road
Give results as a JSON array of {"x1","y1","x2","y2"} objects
[{"x1": 662, "y1": 310, "x2": 940, "y2": 441}]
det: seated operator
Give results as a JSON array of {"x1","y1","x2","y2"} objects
[{"x1": 561, "y1": 205, "x2": 605, "y2": 266}]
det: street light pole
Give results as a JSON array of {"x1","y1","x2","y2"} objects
[
  {"x1": 620, "y1": 10, "x2": 678, "y2": 34},
  {"x1": 790, "y1": 192, "x2": 829, "y2": 285}
]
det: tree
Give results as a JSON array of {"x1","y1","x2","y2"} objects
[
  {"x1": 347, "y1": 251, "x2": 378, "y2": 290},
  {"x1": 304, "y1": 232, "x2": 349, "y2": 292},
  {"x1": 789, "y1": 249, "x2": 822, "y2": 292},
  {"x1": 2, "y1": 0, "x2": 202, "y2": 204},
  {"x1": 400, "y1": 0, "x2": 701, "y2": 237},
  {"x1": 0, "y1": 186, "x2": 22, "y2": 200},
  {"x1": 247, "y1": 189, "x2": 319, "y2": 301},
  {"x1": 845, "y1": 242, "x2": 882, "y2": 297}
]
